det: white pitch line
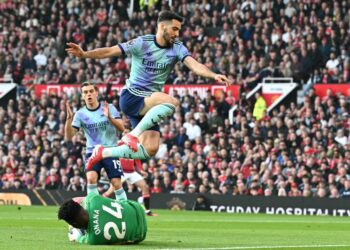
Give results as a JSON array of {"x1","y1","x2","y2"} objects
[{"x1": 157, "y1": 245, "x2": 350, "y2": 250}]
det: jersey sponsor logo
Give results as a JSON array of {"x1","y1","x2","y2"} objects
[
  {"x1": 82, "y1": 120, "x2": 110, "y2": 131},
  {"x1": 141, "y1": 59, "x2": 170, "y2": 74}
]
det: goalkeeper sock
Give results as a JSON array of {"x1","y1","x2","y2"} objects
[
  {"x1": 102, "y1": 144, "x2": 150, "y2": 160},
  {"x1": 87, "y1": 184, "x2": 99, "y2": 195},
  {"x1": 114, "y1": 187, "x2": 127, "y2": 201},
  {"x1": 130, "y1": 103, "x2": 175, "y2": 137}
]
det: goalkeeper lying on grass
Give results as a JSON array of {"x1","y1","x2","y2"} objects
[{"x1": 58, "y1": 193, "x2": 147, "y2": 245}]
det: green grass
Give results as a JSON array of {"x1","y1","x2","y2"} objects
[{"x1": 0, "y1": 206, "x2": 350, "y2": 250}]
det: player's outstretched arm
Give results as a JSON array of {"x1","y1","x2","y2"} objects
[
  {"x1": 64, "y1": 102, "x2": 78, "y2": 141},
  {"x1": 183, "y1": 56, "x2": 231, "y2": 87},
  {"x1": 66, "y1": 43, "x2": 123, "y2": 59}
]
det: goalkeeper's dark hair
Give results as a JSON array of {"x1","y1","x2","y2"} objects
[
  {"x1": 58, "y1": 199, "x2": 82, "y2": 225},
  {"x1": 157, "y1": 10, "x2": 183, "y2": 24}
]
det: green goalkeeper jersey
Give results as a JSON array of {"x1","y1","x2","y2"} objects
[{"x1": 77, "y1": 193, "x2": 147, "y2": 245}]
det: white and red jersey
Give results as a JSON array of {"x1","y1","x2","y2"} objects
[{"x1": 120, "y1": 158, "x2": 142, "y2": 173}]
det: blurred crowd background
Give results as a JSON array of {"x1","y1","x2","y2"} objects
[
  {"x1": 1, "y1": 0, "x2": 350, "y2": 87},
  {"x1": 0, "y1": 0, "x2": 350, "y2": 198}
]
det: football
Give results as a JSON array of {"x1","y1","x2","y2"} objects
[{"x1": 68, "y1": 225, "x2": 86, "y2": 242}]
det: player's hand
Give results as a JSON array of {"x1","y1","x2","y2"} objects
[
  {"x1": 66, "y1": 102, "x2": 73, "y2": 121},
  {"x1": 214, "y1": 74, "x2": 231, "y2": 87},
  {"x1": 103, "y1": 101, "x2": 110, "y2": 118},
  {"x1": 66, "y1": 42, "x2": 86, "y2": 58}
]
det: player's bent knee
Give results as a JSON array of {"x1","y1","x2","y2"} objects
[
  {"x1": 146, "y1": 141, "x2": 159, "y2": 156},
  {"x1": 86, "y1": 172, "x2": 98, "y2": 184},
  {"x1": 171, "y1": 97, "x2": 180, "y2": 107},
  {"x1": 142, "y1": 184, "x2": 149, "y2": 193},
  {"x1": 111, "y1": 178, "x2": 122, "y2": 190},
  {"x1": 145, "y1": 146, "x2": 158, "y2": 157}
]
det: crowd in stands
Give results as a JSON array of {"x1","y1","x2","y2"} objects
[
  {"x1": 0, "y1": 0, "x2": 350, "y2": 198},
  {"x1": 1, "y1": 0, "x2": 350, "y2": 87},
  {"x1": 0, "y1": 86, "x2": 350, "y2": 199}
]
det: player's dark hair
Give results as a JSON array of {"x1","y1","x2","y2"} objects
[
  {"x1": 80, "y1": 81, "x2": 98, "y2": 91},
  {"x1": 58, "y1": 199, "x2": 82, "y2": 225},
  {"x1": 157, "y1": 10, "x2": 183, "y2": 24}
]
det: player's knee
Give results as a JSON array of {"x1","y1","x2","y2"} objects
[
  {"x1": 111, "y1": 179, "x2": 122, "y2": 190},
  {"x1": 86, "y1": 175, "x2": 98, "y2": 184},
  {"x1": 171, "y1": 97, "x2": 180, "y2": 108},
  {"x1": 146, "y1": 146, "x2": 158, "y2": 157},
  {"x1": 142, "y1": 184, "x2": 149, "y2": 193}
]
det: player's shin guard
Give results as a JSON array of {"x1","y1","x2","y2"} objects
[
  {"x1": 114, "y1": 187, "x2": 127, "y2": 201},
  {"x1": 87, "y1": 184, "x2": 99, "y2": 195},
  {"x1": 129, "y1": 103, "x2": 176, "y2": 137},
  {"x1": 103, "y1": 144, "x2": 150, "y2": 160}
]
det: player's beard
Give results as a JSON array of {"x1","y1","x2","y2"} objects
[{"x1": 163, "y1": 28, "x2": 175, "y2": 46}]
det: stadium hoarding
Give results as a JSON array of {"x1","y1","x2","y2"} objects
[
  {"x1": 163, "y1": 84, "x2": 240, "y2": 100},
  {"x1": 30, "y1": 84, "x2": 240, "y2": 100},
  {"x1": 30, "y1": 84, "x2": 123, "y2": 97},
  {"x1": 2, "y1": 190, "x2": 350, "y2": 217},
  {"x1": 0, "y1": 193, "x2": 31, "y2": 206},
  {"x1": 313, "y1": 84, "x2": 350, "y2": 97}
]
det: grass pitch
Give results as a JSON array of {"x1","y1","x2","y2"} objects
[{"x1": 0, "y1": 205, "x2": 349, "y2": 250}]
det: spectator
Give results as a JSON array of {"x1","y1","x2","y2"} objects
[
  {"x1": 192, "y1": 195, "x2": 210, "y2": 211},
  {"x1": 253, "y1": 92, "x2": 267, "y2": 120},
  {"x1": 340, "y1": 180, "x2": 350, "y2": 198},
  {"x1": 184, "y1": 118, "x2": 201, "y2": 141}
]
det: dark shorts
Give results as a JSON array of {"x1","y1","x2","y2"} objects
[
  {"x1": 85, "y1": 153, "x2": 123, "y2": 179},
  {"x1": 119, "y1": 88, "x2": 159, "y2": 132}
]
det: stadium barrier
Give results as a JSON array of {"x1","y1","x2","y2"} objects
[
  {"x1": 313, "y1": 84, "x2": 350, "y2": 97},
  {"x1": 28, "y1": 84, "x2": 241, "y2": 100},
  {"x1": 1, "y1": 189, "x2": 350, "y2": 217}
]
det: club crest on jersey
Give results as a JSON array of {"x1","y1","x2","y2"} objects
[{"x1": 126, "y1": 39, "x2": 135, "y2": 48}]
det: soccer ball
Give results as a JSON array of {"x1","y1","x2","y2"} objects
[
  {"x1": 68, "y1": 225, "x2": 86, "y2": 242},
  {"x1": 137, "y1": 196, "x2": 146, "y2": 211},
  {"x1": 137, "y1": 196, "x2": 144, "y2": 205}
]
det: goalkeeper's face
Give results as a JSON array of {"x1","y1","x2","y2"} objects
[
  {"x1": 71, "y1": 209, "x2": 89, "y2": 229},
  {"x1": 58, "y1": 199, "x2": 90, "y2": 229}
]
